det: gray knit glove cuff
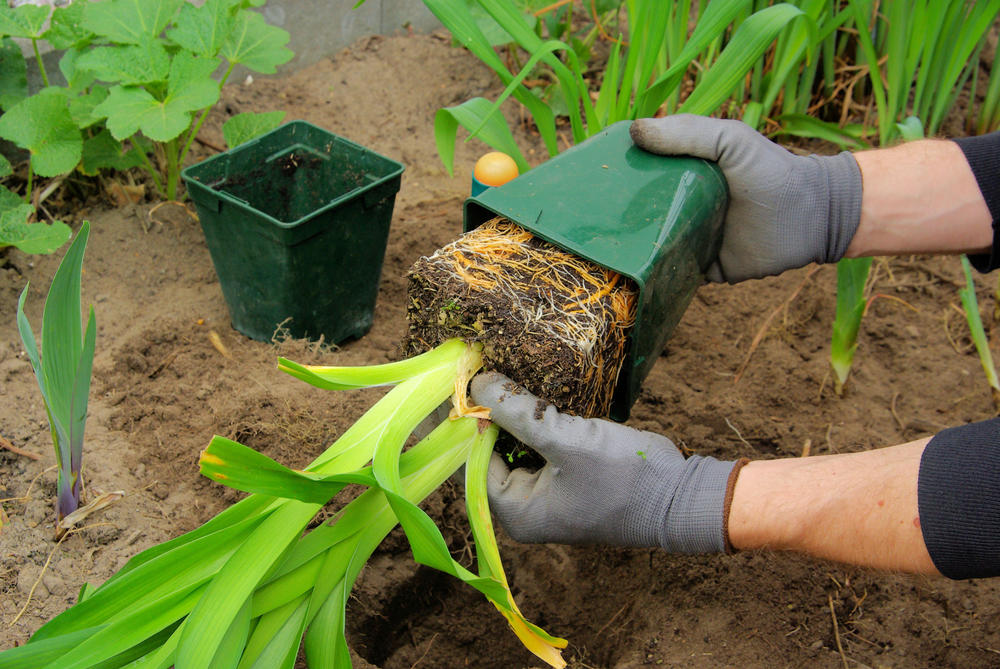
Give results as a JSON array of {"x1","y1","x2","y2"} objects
[{"x1": 626, "y1": 454, "x2": 746, "y2": 553}]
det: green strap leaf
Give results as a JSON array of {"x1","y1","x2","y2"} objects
[
  {"x1": 958, "y1": 255, "x2": 1000, "y2": 394},
  {"x1": 422, "y1": 0, "x2": 558, "y2": 157},
  {"x1": 0, "y1": 89, "x2": 82, "y2": 177},
  {"x1": 830, "y1": 256, "x2": 873, "y2": 390},
  {"x1": 774, "y1": 113, "x2": 870, "y2": 150},
  {"x1": 681, "y1": 4, "x2": 814, "y2": 116},
  {"x1": 434, "y1": 98, "x2": 529, "y2": 177},
  {"x1": 174, "y1": 501, "x2": 321, "y2": 668},
  {"x1": 210, "y1": 598, "x2": 252, "y2": 669},
  {"x1": 237, "y1": 596, "x2": 308, "y2": 669},
  {"x1": 220, "y1": 10, "x2": 293, "y2": 74},
  {"x1": 0, "y1": 626, "x2": 103, "y2": 669},
  {"x1": 30, "y1": 514, "x2": 264, "y2": 641},
  {"x1": 200, "y1": 435, "x2": 374, "y2": 503},
  {"x1": 278, "y1": 337, "x2": 468, "y2": 391},
  {"x1": 42, "y1": 583, "x2": 203, "y2": 669},
  {"x1": 222, "y1": 111, "x2": 286, "y2": 149},
  {"x1": 384, "y1": 489, "x2": 509, "y2": 602},
  {"x1": 637, "y1": 0, "x2": 754, "y2": 118},
  {"x1": 82, "y1": 0, "x2": 185, "y2": 46}
]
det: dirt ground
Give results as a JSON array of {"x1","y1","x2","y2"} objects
[{"x1": 3, "y1": 29, "x2": 1000, "y2": 669}]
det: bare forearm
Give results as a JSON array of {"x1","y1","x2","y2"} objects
[
  {"x1": 846, "y1": 140, "x2": 992, "y2": 258},
  {"x1": 728, "y1": 439, "x2": 939, "y2": 575}
]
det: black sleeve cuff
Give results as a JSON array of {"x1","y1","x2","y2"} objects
[
  {"x1": 953, "y1": 133, "x2": 1000, "y2": 272},
  {"x1": 918, "y1": 417, "x2": 1000, "y2": 579}
]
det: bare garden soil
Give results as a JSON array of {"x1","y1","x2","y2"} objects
[{"x1": 2, "y1": 30, "x2": 1000, "y2": 668}]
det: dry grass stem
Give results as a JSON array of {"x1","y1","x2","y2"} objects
[
  {"x1": 8, "y1": 522, "x2": 112, "y2": 627},
  {"x1": 829, "y1": 594, "x2": 850, "y2": 669},
  {"x1": 0, "y1": 435, "x2": 41, "y2": 460},
  {"x1": 889, "y1": 392, "x2": 905, "y2": 431},
  {"x1": 735, "y1": 266, "x2": 821, "y2": 383}
]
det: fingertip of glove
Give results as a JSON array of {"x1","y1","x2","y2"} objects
[{"x1": 486, "y1": 451, "x2": 510, "y2": 490}]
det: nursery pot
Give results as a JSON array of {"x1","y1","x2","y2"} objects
[
  {"x1": 182, "y1": 121, "x2": 404, "y2": 343},
  {"x1": 464, "y1": 120, "x2": 728, "y2": 421}
]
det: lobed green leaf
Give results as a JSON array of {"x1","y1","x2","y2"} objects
[
  {"x1": 222, "y1": 111, "x2": 286, "y2": 149},
  {"x1": 167, "y1": 0, "x2": 236, "y2": 57},
  {"x1": 1, "y1": 208, "x2": 71, "y2": 255},
  {"x1": 0, "y1": 3, "x2": 49, "y2": 39},
  {"x1": 82, "y1": 0, "x2": 185, "y2": 46},
  {"x1": 81, "y1": 128, "x2": 145, "y2": 175},
  {"x1": 220, "y1": 10, "x2": 293, "y2": 74},
  {"x1": 0, "y1": 89, "x2": 82, "y2": 177},
  {"x1": 94, "y1": 52, "x2": 220, "y2": 142},
  {"x1": 75, "y1": 42, "x2": 171, "y2": 87},
  {"x1": 44, "y1": 2, "x2": 94, "y2": 50},
  {"x1": 0, "y1": 36, "x2": 27, "y2": 111}
]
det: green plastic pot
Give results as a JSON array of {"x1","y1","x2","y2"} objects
[
  {"x1": 182, "y1": 121, "x2": 404, "y2": 343},
  {"x1": 464, "y1": 121, "x2": 728, "y2": 420}
]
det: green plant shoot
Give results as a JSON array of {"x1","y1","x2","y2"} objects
[
  {"x1": 0, "y1": 339, "x2": 568, "y2": 668},
  {"x1": 16, "y1": 221, "x2": 96, "y2": 530},
  {"x1": 425, "y1": 0, "x2": 814, "y2": 174},
  {"x1": 958, "y1": 254, "x2": 1000, "y2": 409},
  {"x1": 830, "y1": 255, "x2": 872, "y2": 396}
]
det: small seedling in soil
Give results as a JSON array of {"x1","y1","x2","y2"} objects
[
  {"x1": 830, "y1": 256, "x2": 873, "y2": 396},
  {"x1": 16, "y1": 221, "x2": 96, "y2": 536},
  {"x1": 958, "y1": 254, "x2": 1000, "y2": 410}
]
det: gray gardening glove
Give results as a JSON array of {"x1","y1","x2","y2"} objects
[
  {"x1": 629, "y1": 114, "x2": 863, "y2": 283},
  {"x1": 471, "y1": 372, "x2": 746, "y2": 552}
]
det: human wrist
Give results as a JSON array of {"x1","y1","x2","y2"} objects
[{"x1": 846, "y1": 139, "x2": 992, "y2": 258}]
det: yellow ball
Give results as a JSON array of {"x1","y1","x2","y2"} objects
[{"x1": 474, "y1": 152, "x2": 519, "y2": 187}]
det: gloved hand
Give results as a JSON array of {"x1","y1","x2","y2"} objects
[
  {"x1": 470, "y1": 372, "x2": 747, "y2": 552},
  {"x1": 629, "y1": 114, "x2": 863, "y2": 283}
]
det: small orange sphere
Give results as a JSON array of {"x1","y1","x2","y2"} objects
[{"x1": 474, "y1": 152, "x2": 519, "y2": 187}]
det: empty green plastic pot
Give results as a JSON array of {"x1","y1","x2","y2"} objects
[
  {"x1": 464, "y1": 120, "x2": 728, "y2": 421},
  {"x1": 182, "y1": 121, "x2": 404, "y2": 343}
]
